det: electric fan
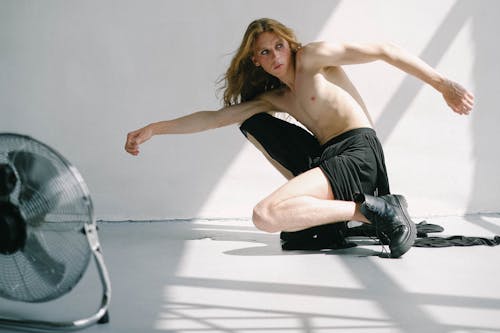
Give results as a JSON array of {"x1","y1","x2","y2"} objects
[{"x1": 0, "y1": 133, "x2": 111, "y2": 331}]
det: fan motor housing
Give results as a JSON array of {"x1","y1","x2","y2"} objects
[
  {"x1": 0, "y1": 201, "x2": 27, "y2": 254},
  {"x1": 0, "y1": 163, "x2": 17, "y2": 197}
]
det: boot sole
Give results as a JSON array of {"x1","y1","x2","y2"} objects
[{"x1": 389, "y1": 195, "x2": 417, "y2": 258}]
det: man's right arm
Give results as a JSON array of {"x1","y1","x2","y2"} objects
[
  {"x1": 124, "y1": 99, "x2": 274, "y2": 156},
  {"x1": 151, "y1": 100, "x2": 273, "y2": 135}
]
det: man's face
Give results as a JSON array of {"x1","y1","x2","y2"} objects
[{"x1": 252, "y1": 32, "x2": 292, "y2": 77}]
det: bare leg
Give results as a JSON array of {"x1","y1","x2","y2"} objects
[{"x1": 253, "y1": 167, "x2": 369, "y2": 233}]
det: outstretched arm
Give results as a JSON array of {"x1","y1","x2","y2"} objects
[
  {"x1": 125, "y1": 99, "x2": 273, "y2": 156},
  {"x1": 301, "y1": 41, "x2": 474, "y2": 115}
]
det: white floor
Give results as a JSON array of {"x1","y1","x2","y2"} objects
[{"x1": 1, "y1": 214, "x2": 500, "y2": 333}]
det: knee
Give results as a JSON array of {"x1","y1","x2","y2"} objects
[{"x1": 252, "y1": 201, "x2": 281, "y2": 233}]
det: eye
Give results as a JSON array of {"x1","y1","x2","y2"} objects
[
  {"x1": 260, "y1": 49, "x2": 269, "y2": 56},
  {"x1": 276, "y1": 43, "x2": 284, "y2": 49}
]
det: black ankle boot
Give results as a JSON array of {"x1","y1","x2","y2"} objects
[{"x1": 353, "y1": 193, "x2": 417, "y2": 258}]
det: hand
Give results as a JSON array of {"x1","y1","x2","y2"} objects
[
  {"x1": 125, "y1": 125, "x2": 154, "y2": 156},
  {"x1": 441, "y1": 79, "x2": 474, "y2": 115}
]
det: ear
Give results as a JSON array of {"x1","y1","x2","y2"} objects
[{"x1": 251, "y1": 56, "x2": 260, "y2": 67}]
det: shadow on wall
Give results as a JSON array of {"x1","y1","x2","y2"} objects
[
  {"x1": 375, "y1": 0, "x2": 474, "y2": 144},
  {"x1": 373, "y1": 0, "x2": 500, "y2": 215},
  {"x1": 469, "y1": 1, "x2": 500, "y2": 212},
  {"x1": 1, "y1": 1, "x2": 497, "y2": 219},
  {"x1": 465, "y1": 1, "x2": 500, "y2": 226}
]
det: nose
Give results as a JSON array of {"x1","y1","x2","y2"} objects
[{"x1": 270, "y1": 49, "x2": 279, "y2": 60}]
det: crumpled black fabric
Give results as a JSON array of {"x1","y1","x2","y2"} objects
[
  {"x1": 351, "y1": 220, "x2": 500, "y2": 248},
  {"x1": 414, "y1": 235, "x2": 500, "y2": 247}
]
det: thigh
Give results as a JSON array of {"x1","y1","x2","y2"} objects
[{"x1": 262, "y1": 167, "x2": 335, "y2": 205}]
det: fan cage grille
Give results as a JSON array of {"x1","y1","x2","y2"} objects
[{"x1": 0, "y1": 133, "x2": 93, "y2": 303}]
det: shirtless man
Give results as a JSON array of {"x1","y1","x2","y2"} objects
[{"x1": 125, "y1": 18, "x2": 474, "y2": 258}]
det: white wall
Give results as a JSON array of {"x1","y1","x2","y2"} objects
[{"x1": 1, "y1": 0, "x2": 498, "y2": 220}]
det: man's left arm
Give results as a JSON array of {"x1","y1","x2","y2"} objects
[
  {"x1": 378, "y1": 43, "x2": 474, "y2": 115},
  {"x1": 301, "y1": 41, "x2": 474, "y2": 115}
]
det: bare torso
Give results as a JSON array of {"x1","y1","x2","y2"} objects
[{"x1": 261, "y1": 60, "x2": 373, "y2": 145}]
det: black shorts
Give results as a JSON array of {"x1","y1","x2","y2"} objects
[
  {"x1": 315, "y1": 128, "x2": 390, "y2": 201},
  {"x1": 240, "y1": 113, "x2": 389, "y2": 198}
]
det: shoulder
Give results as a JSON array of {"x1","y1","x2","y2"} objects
[
  {"x1": 298, "y1": 41, "x2": 330, "y2": 59},
  {"x1": 297, "y1": 41, "x2": 342, "y2": 70},
  {"x1": 299, "y1": 41, "x2": 392, "y2": 68},
  {"x1": 300, "y1": 41, "x2": 331, "y2": 53},
  {"x1": 255, "y1": 88, "x2": 289, "y2": 111}
]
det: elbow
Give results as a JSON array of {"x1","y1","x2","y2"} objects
[{"x1": 212, "y1": 109, "x2": 231, "y2": 129}]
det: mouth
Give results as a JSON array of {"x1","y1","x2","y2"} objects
[{"x1": 273, "y1": 63, "x2": 283, "y2": 70}]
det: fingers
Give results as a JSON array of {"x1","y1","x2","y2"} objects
[
  {"x1": 452, "y1": 98, "x2": 473, "y2": 115},
  {"x1": 454, "y1": 105, "x2": 470, "y2": 115},
  {"x1": 465, "y1": 91, "x2": 475, "y2": 103},
  {"x1": 125, "y1": 143, "x2": 139, "y2": 155},
  {"x1": 125, "y1": 131, "x2": 141, "y2": 155},
  {"x1": 124, "y1": 125, "x2": 154, "y2": 156},
  {"x1": 459, "y1": 91, "x2": 474, "y2": 115},
  {"x1": 446, "y1": 83, "x2": 474, "y2": 116},
  {"x1": 451, "y1": 101, "x2": 471, "y2": 115}
]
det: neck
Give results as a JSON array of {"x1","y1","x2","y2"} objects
[{"x1": 278, "y1": 64, "x2": 296, "y2": 93}]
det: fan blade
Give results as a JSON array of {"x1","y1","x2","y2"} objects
[
  {"x1": 21, "y1": 232, "x2": 66, "y2": 287},
  {"x1": 8, "y1": 151, "x2": 62, "y2": 224}
]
